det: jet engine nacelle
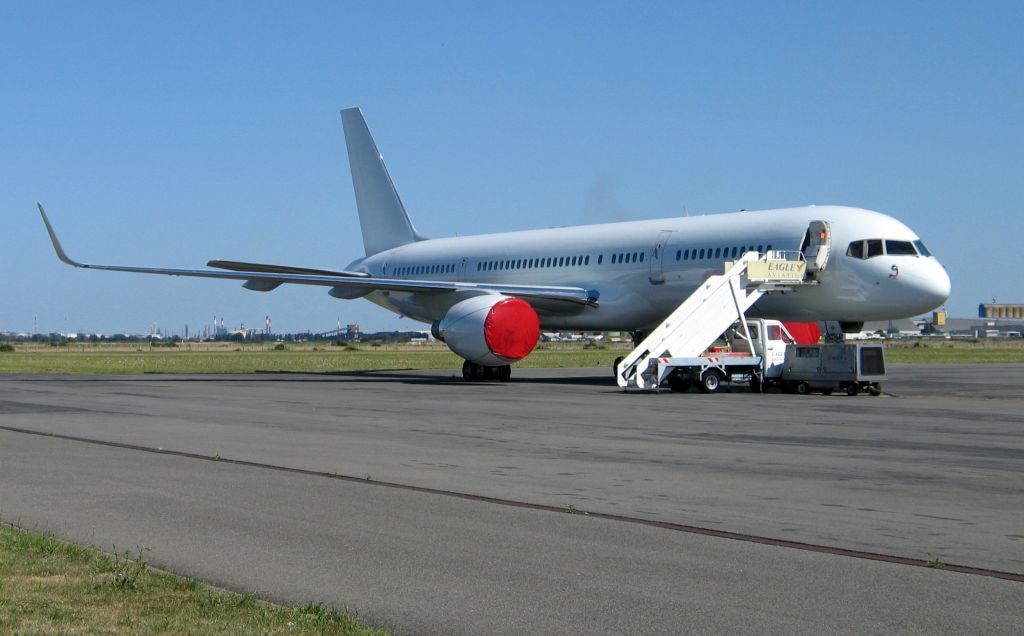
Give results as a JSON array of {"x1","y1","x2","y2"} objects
[{"x1": 432, "y1": 295, "x2": 540, "y2": 366}]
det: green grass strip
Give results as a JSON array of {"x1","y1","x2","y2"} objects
[
  {"x1": 0, "y1": 341, "x2": 1022, "y2": 375},
  {"x1": 0, "y1": 523, "x2": 386, "y2": 635}
]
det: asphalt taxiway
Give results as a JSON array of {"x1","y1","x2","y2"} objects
[{"x1": 1, "y1": 364, "x2": 1022, "y2": 634}]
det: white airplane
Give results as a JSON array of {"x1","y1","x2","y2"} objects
[{"x1": 39, "y1": 107, "x2": 950, "y2": 381}]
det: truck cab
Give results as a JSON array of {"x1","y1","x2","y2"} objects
[{"x1": 727, "y1": 319, "x2": 796, "y2": 381}]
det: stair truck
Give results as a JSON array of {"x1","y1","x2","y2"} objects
[{"x1": 650, "y1": 320, "x2": 886, "y2": 395}]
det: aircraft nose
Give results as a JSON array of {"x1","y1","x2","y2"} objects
[{"x1": 910, "y1": 260, "x2": 951, "y2": 311}]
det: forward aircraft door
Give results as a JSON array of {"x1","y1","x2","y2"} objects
[
  {"x1": 649, "y1": 230, "x2": 673, "y2": 284},
  {"x1": 802, "y1": 221, "x2": 831, "y2": 273}
]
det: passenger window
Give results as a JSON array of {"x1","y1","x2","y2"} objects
[
  {"x1": 598, "y1": 255, "x2": 603, "y2": 264},
  {"x1": 867, "y1": 239, "x2": 883, "y2": 258},
  {"x1": 676, "y1": 250, "x2": 681, "y2": 261},
  {"x1": 714, "y1": 248, "x2": 721, "y2": 259},
  {"x1": 846, "y1": 241, "x2": 864, "y2": 259},
  {"x1": 699, "y1": 248, "x2": 705, "y2": 259},
  {"x1": 639, "y1": 252, "x2": 645, "y2": 262},
  {"x1": 731, "y1": 247, "x2": 738, "y2": 258},
  {"x1": 757, "y1": 244, "x2": 763, "y2": 253},
  {"x1": 585, "y1": 255, "x2": 590, "y2": 265},
  {"x1": 885, "y1": 240, "x2": 917, "y2": 256}
]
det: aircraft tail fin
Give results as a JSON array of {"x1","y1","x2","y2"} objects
[{"x1": 341, "y1": 107, "x2": 425, "y2": 256}]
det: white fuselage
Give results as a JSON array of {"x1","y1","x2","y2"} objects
[{"x1": 347, "y1": 205, "x2": 950, "y2": 331}]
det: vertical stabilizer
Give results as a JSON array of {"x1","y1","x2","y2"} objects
[{"x1": 341, "y1": 107, "x2": 425, "y2": 255}]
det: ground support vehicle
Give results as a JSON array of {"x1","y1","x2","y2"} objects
[
  {"x1": 780, "y1": 343, "x2": 886, "y2": 396},
  {"x1": 650, "y1": 318, "x2": 792, "y2": 394}
]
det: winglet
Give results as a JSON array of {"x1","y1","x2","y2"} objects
[{"x1": 37, "y1": 203, "x2": 82, "y2": 267}]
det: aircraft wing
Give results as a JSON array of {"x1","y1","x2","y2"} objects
[
  {"x1": 207, "y1": 260, "x2": 370, "y2": 278},
  {"x1": 38, "y1": 204, "x2": 599, "y2": 307}
]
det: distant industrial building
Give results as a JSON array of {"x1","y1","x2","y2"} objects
[{"x1": 978, "y1": 303, "x2": 1024, "y2": 319}]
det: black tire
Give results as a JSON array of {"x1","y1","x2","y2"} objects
[
  {"x1": 666, "y1": 372, "x2": 692, "y2": 393},
  {"x1": 749, "y1": 375, "x2": 763, "y2": 393},
  {"x1": 782, "y1": 381, "x2": 797, "y2": 394},
  {"x1": 698, "y1": 369, "x2": 724, "y2": 394},
  {"x1": 613, "y1": 356, "x2": 625, "y2": 379},
  {"x1": 796, "y1": 381, "x2": 810, "y2": 395},
  {"x1": 496, "y1": 365, "x2": 512, "y2": 382},
  {"x1": 869, "y1": 383, "x2": 881, "y2": 396},
  {"x1": 846, "y1": 384, "x2": 859, "y2": 396},
  {"x1": 462, "y1": 360, "x2": 475, "y2": 381}
]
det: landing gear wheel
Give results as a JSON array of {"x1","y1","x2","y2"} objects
[
  {"x1": 795, "y1": 381, "x2": 810, "y2": 395},
  {"x1": 698, "y1": 369, "x2": 724, "y2": 394},
  {"x1": 462, "y1": 360, "x2": 475, "y2": 381},
  {"x1": 868, "y1": 383, "x2": 881, "y2": 396},
  {"x1": 496, "y1": 365, "x2": 512, "y2": 382},
  {"x1": 613, "y1": 356, "x2": 624, "y2": 380},
  {"x1": 666, "y1": 372, "x2": 692, "y2": 393},
  {"x1": 846, "y1": 384, "x2": 860, "y2": 396}
]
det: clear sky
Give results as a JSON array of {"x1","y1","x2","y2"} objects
[{"x1": 2, "y1": 1, "x2": 1021, "y2": 335}]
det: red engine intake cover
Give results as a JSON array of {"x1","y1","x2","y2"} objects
[{"x1": 483, "y1": 297, "x2": 540, "y2": 360}]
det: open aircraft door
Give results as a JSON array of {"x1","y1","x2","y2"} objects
[
  {"x1": 649, "y1": 230, "x2": 673, "y2": 284},
  {"x1": 802, "y1": 221, "x2": 831, "y2": 273}
]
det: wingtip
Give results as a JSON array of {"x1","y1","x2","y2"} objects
[{"x1": 36, "y1": 203, "x2": 79, "y2": 267}]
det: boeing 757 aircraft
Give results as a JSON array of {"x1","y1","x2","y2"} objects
[{"x1": 39, "y1": 107, "x2": 950, "y2": 381}]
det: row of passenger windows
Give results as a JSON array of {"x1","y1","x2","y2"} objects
[
  {"x1": 394, "y1": 242, "x2": 778, "y2": 278},
  {"x1": 846, "y1": 239, "x2": 932, "y2": 260},
  {"x1": 477, "y1": 254, "x2": 593, "y2": 272},
  {"x1": 396, "y1": 263, "x2": 456, "y2": 277},
  {"x1": 675, "y1": 244, "x2": 771, "y2": 262}
]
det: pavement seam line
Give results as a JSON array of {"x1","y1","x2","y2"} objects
[{"x1": 2, "y1": 423, "x2": 1021, "y2": 583}]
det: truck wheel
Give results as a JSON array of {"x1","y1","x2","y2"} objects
[
  {"x1": 846, "y1": 384, "x2": 859, "y2": 396},
  {"x1": 868, "y1": 383, "x2": 881, "y2": 396},
  {"x1": 796, "y1": 381, "x2": 810, "y2": 395},
  {"x1": 666, "y1": 372, "x2": 692, "y2": 393},
  {"x1": 698, "y1": 369, "x2": 724, "y2": 394}
]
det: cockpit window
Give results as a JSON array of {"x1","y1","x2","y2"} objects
[
  {"x1": 885, "y1": 240, "x2": 917, "y2": 256},
  {"x1": 848, "y1": 238, "x2": 932, "y2": 260}
]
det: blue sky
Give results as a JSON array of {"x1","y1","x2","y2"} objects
[{"x1": 2, "y1": 1, "x2": 1021, "y2": 335}]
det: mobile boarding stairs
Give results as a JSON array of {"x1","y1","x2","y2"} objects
[{"x1": 615, "y1": 250, "x2": 817, "y2": 390}]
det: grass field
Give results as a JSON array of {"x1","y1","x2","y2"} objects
[
  {"x1": 0, "y1": 339, "x2": 1022, "y2": 374},
  {"x1": 0, "y1": 523, "x2": 386, "y2": 635}
]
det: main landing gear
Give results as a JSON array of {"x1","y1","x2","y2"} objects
[{"x1": 462, "y1": 361, "x2": 512, "y2": 382}]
